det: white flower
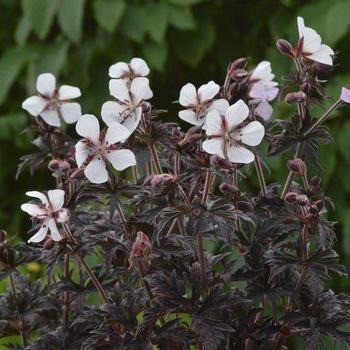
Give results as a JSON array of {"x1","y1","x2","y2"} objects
[
  {"x1": 101, "y1": 77, "x2": 153, "y2": 133},
  {"x1": 202, "y1": 100, "x2": 264, "y2": 164},
  {"x1": 22, "y1": 73, "x2": 82, "y2": 127},
  {"x1": 248, "y1": 61, "x2": 279, "y2": 120},
  {"x1": 21, "y1": 190, "x2": 69, "y2": 243},
  {"x1": 109, "y1": 58, "x2": 150, "y2": 80},
  {"x1": 297, "y1": 17, "x2": 334, "y2": 66},
  {"x1": 75, "y1": 114, "x2": 136, "y2": 184},
  {"x1": 178, "y1": 81, "x2": 229, "y2": 126}
]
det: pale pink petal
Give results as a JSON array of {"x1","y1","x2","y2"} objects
[
  {"x1": 227, "y1": 144, "x2": 255, "y2": 164},
  {"x1": 109, "y1": 79, "x2": 130, "y2": 102},
  {"x1": 28, "y1": 222, "x2": 49, "y2": 243},
  {"x1": 238, "y1": 121, "x2": 265, "y2": 146},
  {"x1": 84, "y1": 157, "x2": 108, "y2": 184},
  {"x1": 297, "y1": 16, "x2": 305, "y2": 38},
  {"x1": 251, "y1": 61, "x2": 275, "y2": 82},
  {"x1": 179, "y1": 83, "x2": 198, "y2": 107},
  {"x1": 225, "y1": 100, "x2": 249, "y2": 130},
  {"x1": 202, "y1": 138, "x2": 225, "y2": 158},
  {"x1": 254, "y1": 99, "x2": 273, "y2": 120},
  {"x1": 130, "y1": 77, "x2": 153, "y2": 104},
  {"x1": 250, "y1": 84, "x2": 278, "y2": 101},
  {"x1": 109, "y1": 62, "x2": 129, "y2": 78},
  {"x1": 21, "y1": 203, "x2": 46, "y2": 217},
  {"x1": 75, "y1": 140, "x2": 90, "y2": 167},
  {"x1": 60, "y1": 102, "x2": 81, "y2": 124},
  {"x1": 178, "y1": 109, "x2": 202, "y2": 126},
  {"x1": 48, "y1": 218, "x2": 62, "y2": 241},
  {"x1": 36, "y1": 73, "x2": 56, "y2": 97},
  {"x1": 208, "y1": 98, "x2": 230, "y2": 115},
  {"x1": 58, "y1": 85, "x2": 81, "y2": 100},
  {"x1": 26, "y1": 191, "x2": 49, "y2": 206},
  {"x1": 341, "y1": 87, "x2": 350, "y2": 103},
  {"x1": 205, "y1": 110, "x2": 224, "y2": 136},
  {"x1": 198, "y1": 81, "x2": 220, "y2": 101},
  {"x1": 22, "y1": 96, "x2": 48, "y2": 116},
  {"x1": 40, "y1": 109, "x2": 61, "y2": 127},
  {"x1": 307, "y1": 44, "x2": 333, "y2": 66},
  {"x1": 106, "y1": 149, "x2": 136, "y2": 171},
  {"x1": 101, "y1": 101, "x2": 126, "y2": 125},
  {"x1": 297, "y1": 17, "x2": 321, "y2": 54},
  {"x1": 76, "y1": 114, "x2": 100, "y2": 145},
  {"x1": 130, "y1": 58, "x2": 150, "y2": 76},
  {"x1": 104, "y1": 122, "x2": 131, "y2": 145},
  {"x1": 47, "y1": 189, "x2": 65, "y2": 210}
]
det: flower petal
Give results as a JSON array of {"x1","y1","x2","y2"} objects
[
  {"x1": 76, "y1": 114, "x2": 100, "y2": 145},
  {"x1": 28, "y1": 222, "x2": 49, "y2": 243},
  {"x1": 48, "y1": 218, "x2": 62, "y2": 241},
  {"x1": 341, "y1": 87, "x2": 350, "y2": 103},
  {"x1": 249, "y1": 83, "x2": 278, "y2": 101},
  {"x1": 105, "y1": 122, "x2": 131, "y2": 145},
  {"x1": 178, "y1": 109, "x2": 202, "y2": 126},
  {"x1": 254, "y1": 99, "x2": 273, "y2": 120},
  {"x1": 250, "y1": 61, "x2": 275, "y2": 82},
  {"x1": 109, "y1": 79, "x2": 130, "y2": 102},
  {"x1": 75, "y1": 140, "x2": 90, "y2": 167},
  {"x1": 21, "y1": 203, "x2": 46, "y2": 216},
  {"x1": 202, "y1": 138, "x2": 225, "y2": 158},
  {"x1": 26, "y1": 191, "x2": 49, "y2": 206},
  {"x1": 179, "y1": 83, "x2": 197, "y2": 106},
  {"x1": 297, "y1": 17, "x2": 321, "y2": 54},
  {"x1": 109, "y1": 62, "x2": 129, "y2": 78},
  {"x1": 106, "y1": 149, "x2": 136, "y2": 171},
  {"x1": 101, "y1": 101, "x2": 125, "y2": 125},
  {"x1": 130, "y1": 58, "x2": 150, "y2": 76},
  {"x1": 205, "y1": 110, "x2": 224, "y2": 136},
  {"x1": 307, "y1": 44, "x2": 334, "y2": 66},
  {"x1": 22, "y1": 96, "x2": 48, "y2": 116},
  {"x1": 60, "y1": 102, "x2": 81, "y2": 124},
  {"x1": 130, "y1": 77, "x2": 153, "y2": 104},
  {"x1": 47, "y1": 189, "x2": 65, "y2": 210},
  {"x1": 58, "y1": 85, "x2": 81, "y2": 100},
  {"x1": 198, "y1": 81, "x2": 220, "y2": 101},
  {"x1": 84, "y1": 157, "x2": 108, "y2": 184},
  {"x1": 225, "y1": 99, "x2": 249, "y2": 130},
  {"x1": 227, "y1": 144, "x2": 255, "y2": 164},
  {"x1": 238, "y1": 121, "x2": 265, "y2": 146},
  {"x1": 208, "y1": 98, "x2": 230, "y2": 115},
  {"x1": 36, "y1": 73, "x2": 56, "y2": 97},
  {"x1": 40, "y1": 109, "x2": 61, "y2": 127}
]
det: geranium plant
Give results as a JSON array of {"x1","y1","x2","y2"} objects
[{"x1": 1, "y1": 17, "x2": 350, "y2": 350}]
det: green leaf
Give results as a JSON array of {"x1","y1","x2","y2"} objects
[
  {"x1": 57, "y1": 0, "x2": 85, "y2": 43},
  {"x1": 166, "y1": 0, "x2": 204, "y2": 5},
  {"x1": 22, "y1": 0, "x2": 59, "y2": 39},
  {"x1": 119, "y1": 4, "x2": 148, "y2": 42},
  {"x1": 0, "y1": 46, "x2": 38, "y2": 106},
  {"x1": 14, "y1": 15, "x2": 31, "y2": 45},
  {"x1": 142, "y1": 40, "x2": 168, "y2": 71},
  {"x1": 0, "y1": 113, "x2": 27, "y2": 141},
  {"x1": 37, "y1": 41, "x2": 70, "y2": 75},
  {"x1": 144, "y1": 3, "x2": 168, "y2": 44},
  {"x1": 167, "y1": 5, "x2": 196, "y2": 30},
  {"x1": 172, "y1": 17, "x2": 215, "y2": 67},
  {"x1": 337, "y1": 122, "x2": 350, "y2": 162},
  {"x1": 325, "y1": 0, "x2": 350, "y2": 45},
  {"x1": 93, "y1": 0, "x2": 126, "y2": 32}
]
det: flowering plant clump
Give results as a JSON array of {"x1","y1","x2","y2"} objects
[{"x1": 1, "y1": 17, "x2": 350, "y2": 350}]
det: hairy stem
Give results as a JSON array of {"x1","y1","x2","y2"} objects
[
  {"x1": 62, "y1": 253, "x2": 70, "y2": 331},
  {"x1": 201, "y1": 171, "x2": 213, "y2": 206},
  {"x1": 253, "y1": 150, "x2": 267, "y2": 197},
  {"x1": 9, "y1": 274, "x2": 27, "y2": 347},
  {"x1": 197, "y1": 232, "x2": 206, "y2": 283},
  {"x1": 115, "y1": 200, "x2": 131, "y2": 241},
  {"x1": 148, "y1": 142, "x2": 162, "y2": 174}
]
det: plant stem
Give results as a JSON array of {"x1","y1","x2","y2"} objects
[
  {"x1": 304, "y1": 98, "x2": 343, "y2": 137},
  {"x1": 62, "y1": 253, "x2": 70, "y2": 331},
  {"x1": 76, "y1": 254, "x2": 110, "y2": 304},
  {"x1": 201, "y1": 171, "x2": 213, "y2": 206},
  {"x1": 280, "y1": 146, "x2": 301, "y2": 199},
  {"x1": 148, "y1": 142, "x2": 162, "y2": 174},
  {"x1": 253, "y1": 150, "x2": 267, "y2": 197},
  {"x1": 115, "y1": 200, "x2": 131, "y2": 241},
  {"x1": 197, "y1": 232, "x2": 206, "y2": 283},
  {"x1": 9, "y1": 274, "x2": 27, "y2": 347}
]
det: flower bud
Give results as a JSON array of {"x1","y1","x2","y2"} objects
[
  {"x1": 227, "y1": 58, "x2": 247, "y2": 77},
  {"x1": 141, "y1": 101, "x2": 152, "y2": 113},
  {"x1": 211, "y1": 155, "x2": 234, "y2": 169},
  {"x1": 49, "y1": 158, "x2": 70, "y2": 172},
  {"x1": 43, "y1": 238, "x2": 55, "y2": 250},
  {"x1": 285, "y1": 192, "x2": 298, "y2": 203},
  {"x1": 128, "y1": 231, "x2": 152, "y2": 268},
  {"x1": 220, "y1": 182, "x2": 240, "y2": 195},
  {"x1": 314, "y1": 199, "x2": 324, "y2": 212},
  {"x1": 182, "y1": 125, "x2": 202, "y2": 144},
  {"x1": 310, "y1": 176, "x2": 321, "y2": 189},
  {"x1": 276, "y1": 39, "x2": 294, "y2": 57},
  {"x1": 285, "y1": 91, "x2": 307, "y2": 104},
  {"x1": 287, "y1": 158, "x2": 306, "y2": 177},
  {"x1": 70, "y1": 168, "x2": 85, "y2": 180},
  {"x1": 296, "y1": 194, "x2": 309, "y2": 206},
  {"x1": 144, "y1": 173, "x2": 176, "y2": 187}
]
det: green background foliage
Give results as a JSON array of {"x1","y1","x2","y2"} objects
[{"x1": 1, "y1": 0, "x2": 350, "y2": 347}]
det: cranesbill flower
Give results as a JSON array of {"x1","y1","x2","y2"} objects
[
  {"x1": 341, "y1": 87, "x2": 350, "y2": 104},
  {"x1": 178, "y1": 81, "x2": 229, "y2": 127},
  {"x1": 75, "y1": 114, "x2": 136, "y2": 184},
  {"x1": 203, "y1": 99, "x2": 264, "y2": 164},
  {"x1": 248, "y1": 61, "x2": 279, "y2": 120},
  {"x1": 297, "y1": 17, "x2": 334, "y2": 66},
  {"x1": 101, "y1": 77, "x2": 153, "y2": 133},
  {"x1": 109, "y1": 58, "x2": 150, "y2": 80},
  {"x1": 22, "y1": 73, "x2": 82, "y2": 127},
  {"x1": 21, "y1": 190, "x2": 69, "y2": 243}
]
